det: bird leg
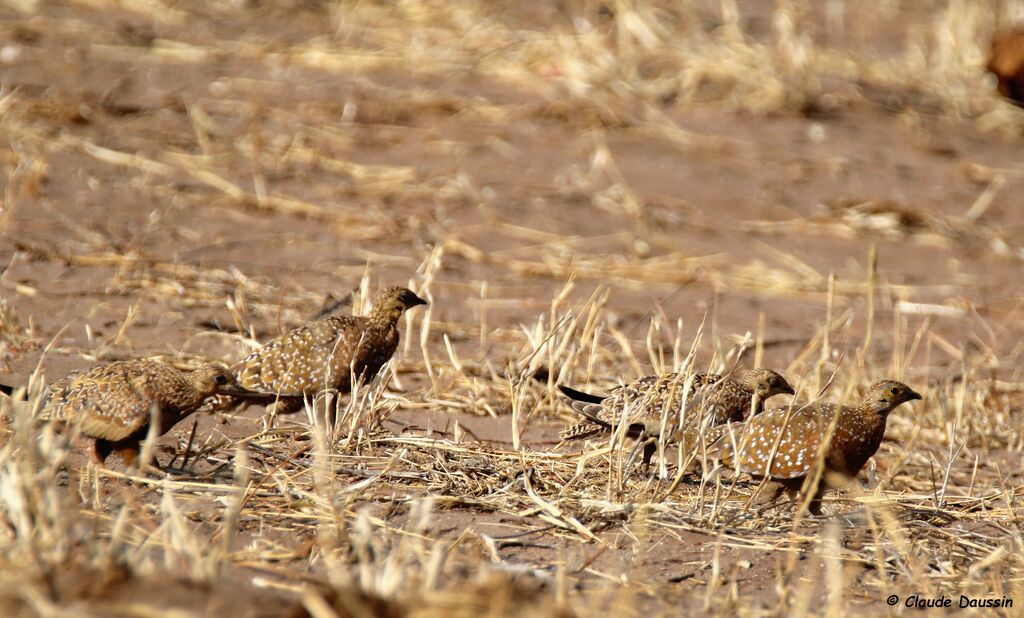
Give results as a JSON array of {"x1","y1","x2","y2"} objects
[
  {"x1": 642, "y1": 440, "x2": 657, "y2": 477},
  {"x1": 117, "y1": 445, "x2": 140, "y2": 469},
  {"x1": 324, "y1": 398, "x2": 339, "y2": 434},
  {"x1": 776, "y1": 477, "x2": 824, "y2": 516},
  {"x1": 749, "y1": 480, "x2": 787, "y2": 513},
  {"x1": 623, "y1": 437, "x2": 658, "y2": 480},
  {"x1": 91, "y1": 439, "x2": 149, "y2": 472},
  {"x1": 623, "y1": 439, "x2": 643, "y2": 479},
  {"x1": 91, "y1": 440, "x2": 113, "y2": 466},
  {"x1": 265, "y1": 397, "x2": 305, "y2": 430},
  {"x1": 267, "y1": 397, "x2": 305, "y2": 416},
  {"x1": 804, "y1": 484, "x2": 826, "y2": 516}
]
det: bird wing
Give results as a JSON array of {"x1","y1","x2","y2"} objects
[
  {"x1": 235, "y1": 316, "x2": 368, "y2": 396},
  {"x1": 709, "y1": 405, "x2": 827, "y2": 480},
  {"x1": 45, "y1": 367, "x2": 158, "y2": 442},
  {"x1": 605, "y1": 373, "x2": 664, "y2": 398},
  {"x1": 710, "y1": 379, "x2": 757, "y2": 423},
  {"x1": 599, "y1": 373, "x2": 698, "y2": 437},
  {"x1": 559, "y1": 372, "x2": 715, "y2": 441},
  {"x1": 680, "y1": 373, "x2": 741, "y2": 425}
]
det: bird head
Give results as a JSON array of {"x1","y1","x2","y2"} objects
[
  {"x1": 744, "y1": 368, "x2": 796, "y2": 398},
  {"x1": 189, "y1": 364, "x2": 261, "y2": 398},
  {"x1": 862, "y1": 380, "x2": 922, "y2": 415},
  {"x1": 371, "y1": 287, "x2": 429, "y2": 323}
]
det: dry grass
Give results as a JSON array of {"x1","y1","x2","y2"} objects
[{"x1": 1, "y1": 0, "x2": 1024, "y2": 616}]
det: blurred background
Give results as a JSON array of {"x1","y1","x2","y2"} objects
[{"x1": 1, "y1": 1, "x2": 1022, "y2": 379}]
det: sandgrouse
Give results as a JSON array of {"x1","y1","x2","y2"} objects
[
  {"x1": 558, "y1": 368, "x2": 794, "y2": 474},
  {"x1": 704, "y1": 379, "x2": 921, "y2": 515},
  {"x1": 233, "y1": 287, "x2": 427, "y2": 416},
  {"x1": 0, "y1": 360, "x2": 253, "y2": 467}
]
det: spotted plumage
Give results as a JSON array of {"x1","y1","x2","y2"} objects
[
  {"x1": 558, "y1": 368, "x2": 794, "y2": 473},
  {"x1": 704, "y1": 380, "x2": 922, "y2": 514},
  {"x1": 1, "y1": 360, "x2": 254, "y2": 467},
  {"x1": 234, "y1": 287, "x2": 427, "y2": 415}
]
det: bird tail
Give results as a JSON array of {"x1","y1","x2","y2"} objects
[
  {"x1": 558, "y1": 421, "x2": 605, "y2": 442},
  {"x1": 556, "y1": 384, "x2": 605, "y2": 404},
  {"x1": 556, "y1": 385, "x2": 613, "y2": 428}
]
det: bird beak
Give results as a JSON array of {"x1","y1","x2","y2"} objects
[
  {"x1": 781, "y1": 384, "x2": 796, "y2": 396},
  {"x1": 408, "y1": 294, "x2": 428, "y2": 307},
  {"x1": 216, "y1": 384, "x2": 267, "y2": 398},
  {"x1": 906, "y1": 388, "x2": 922, "y2": 401}
]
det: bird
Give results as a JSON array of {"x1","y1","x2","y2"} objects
[
  {"x1": 703, "y1": 379, "x2": 922, "y2": 515},
  {"x1": 987, "y1": 26, "x2": 1024, "y2": 106},
  {"x1": 557, "y1": 368, "x2": 795, "y2": 474},
  {"x1": 0, "y1": 360, "x2": 257, "y2": 467},
  {"x1": 232, "y1": 286, "x2": 428, "y2": 417}
]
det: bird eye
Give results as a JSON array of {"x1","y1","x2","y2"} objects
[
  {"x1": 889, "y1": 386, "x2": 900, "y2": 395},
  {"x1": 214, "y1": 374, "x2": 228, "y2": 385}
]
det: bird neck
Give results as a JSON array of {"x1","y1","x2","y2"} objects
[
  {"x1": 838, "y1": 405, "x2": 891, "y2": 474},
  {"x1": 861, "y1": 396, "x2": 897, "y2": 417},
  {"x1": 842, "y1": 404, "x2": 891, "y2": 452},
  {"x1": 847, "y1": 405, "x2": 888, "y2": 468},
  {"x1": 737, "y1": 373, "x2": 761, "y2": 394},
  {"x1": 367, "y1": 305, "x2": 404, "y2": 330},
  {"x1": 749, "y1": 392, "x2": 764, "y2": 415},
  {"x1": 180, "y1": 376, "x2": 211, "y2": 409},
  {"x1": 735, "y1": 377, "x2": 763, "y2": 404},
  {"x1": 177, "y1": 391, "x2": 205, "y2": 411}
]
